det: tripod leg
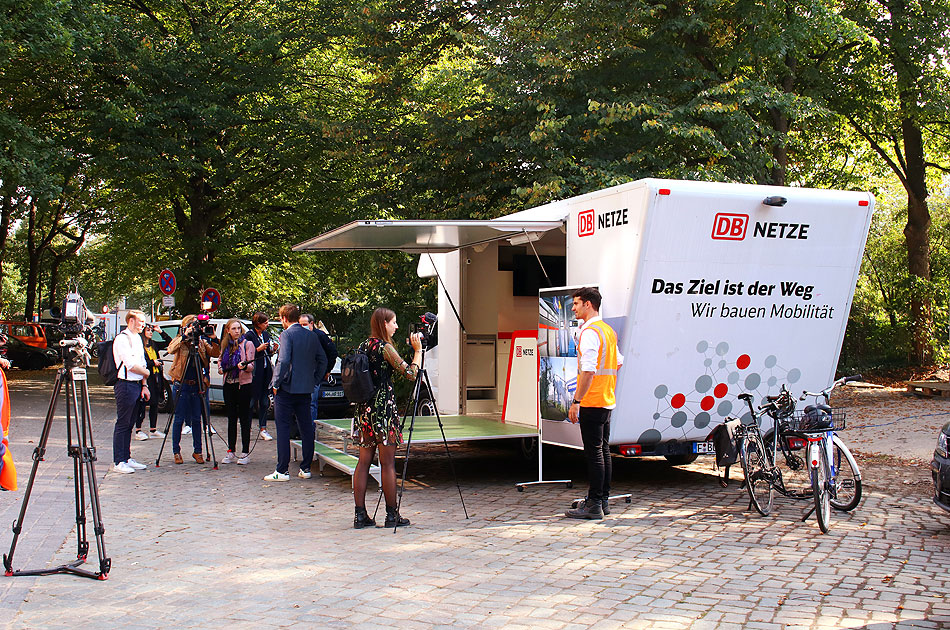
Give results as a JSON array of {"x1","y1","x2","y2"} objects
[
  {"x1": 67, "y1": 377, "x2": 90, "y2": 561},
  {"x1": 421, "y1": 369, "x2": 468, "y2": 519},
  {"x1": 154, "y1": 382, "x2": 180, "y2": 467},
  {"x1": 78, "y1": 378, "x2": 110, "y2": 578},
  {"x1": 200, "y1": 386, "x2": 217, "y2": 468},
  {"x1": 3, "y1": 369, "x2": 66, "y2": 574},
  {"x1": 394, "y1": 386, "x2": 420, "y2": 532}
]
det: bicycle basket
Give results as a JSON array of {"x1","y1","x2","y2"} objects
[{"x1": 787, "y1": 407, "x2": 846, "y2": 432}]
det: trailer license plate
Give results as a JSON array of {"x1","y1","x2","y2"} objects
[
  {"x1": 692, "y1": 441, "x2": 714, "y2": 454},
  {"x1": 323, "y1": 390, "x2": 344, "y2": 398}
]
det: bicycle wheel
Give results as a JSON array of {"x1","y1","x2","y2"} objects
[
  {"x1": 740, "y1": 430, "x2": 773, "y2": 516},
  {"x1": 811, "y1": 443, "x2": 832, "y2": 533},
  {"x1": 830, "y1": 437, "x2": 862, "y2": 511}
]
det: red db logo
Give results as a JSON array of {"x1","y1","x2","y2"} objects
[
  {"x1": 578, "y1": 209, "x2": 595, "y2": 237},
  {"x1": 712, "y1": 213, "x2": 749, "y2": 240},
  {"x1": 515, "y1": 346, "x2": 523, "y2": 358}
]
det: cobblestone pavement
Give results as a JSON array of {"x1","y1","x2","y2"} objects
[{"x1": 0, "y1": 369, "x2": 948, "y2": 629}]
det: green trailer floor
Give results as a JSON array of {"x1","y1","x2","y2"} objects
[{"x1": 318, "y1": 415, "x2": 536, "y2": 443}]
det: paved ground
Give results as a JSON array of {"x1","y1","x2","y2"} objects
[{"x1": 0, "y1": 369, "x2": 948, "y2": 629}]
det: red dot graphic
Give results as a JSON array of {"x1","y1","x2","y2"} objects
[
  {"x1": 714, "y1": 383, "x2": 728, "y2": 398},
  {"x1": 671, "y1": 393, "x2": 686, "y2": 409},
  {"x1": 701, "y1": 396, "x2": 715, "y2": 411},
  {"x1": 737, "y1": 354, "x2": 751, "y2": 370}
]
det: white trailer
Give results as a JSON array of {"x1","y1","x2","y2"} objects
[{"x1": 295, "y1": 178, "x2": 873, "y2": 463}]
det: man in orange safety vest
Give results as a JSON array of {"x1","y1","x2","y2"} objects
[{"x1": 566, "y1": 287, "x2": 622, "y2": 520}]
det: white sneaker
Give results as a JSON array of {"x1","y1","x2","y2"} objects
[
  {"x1": 150, "y1": 429, "x2": 165, "y2": 438},
  {"x1": 134, "y1": 430, "x2": 149, "y2": 441},
  {"x1": 221, "y1": 451, "x2": 236, "y2": 464},
  {"x1": 237, "y1": 453, "x2": 250, "y2": 465},
  {"x1": 262, "y1": 471, "x2": 289, "y2": 482},
  {"x1": 259, "y1": 429, "x2": 273, "y2": 441},
  {"x1": 182, "y1": 425, "x2": 192, "y2": 435},
  {"x1": 210, "y1": 425, "x2": 217, "y2": 435},
  {"x1": 298, "y1": 469, "x2": 312, "y2": 479},
  {"x1": 112, "y1": 462, "x2": 135, "y2": 474},
  {"x1": 126, "y1": 459, "x2": 147, "y2": 470}
]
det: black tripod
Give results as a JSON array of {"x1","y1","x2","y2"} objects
[
  {"x1": 387, "y1": 339, "x2": 468, "y2": 531},
  {"x1": 3, "y1": 338, "x2": 110, "y2": 580},
  {"x1": 154, "y1": 335, "x2": 218, "y2": 468}
]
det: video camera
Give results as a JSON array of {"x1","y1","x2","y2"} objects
[
  {"x1": 61, "y1": 290, "x2": 94, "y2": 337},
  {"x1": 183, "y1": 313, "x2": 216, "y2": 346},
  {"x1": 412, "y1": 312, "x2": 437, "y2": 349}
]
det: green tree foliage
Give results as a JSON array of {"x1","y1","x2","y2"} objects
[{"x1": 818, "y1": 0, "x2": 950, "y2": 364}]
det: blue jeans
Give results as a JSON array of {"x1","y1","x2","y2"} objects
[
  {"x1": 113, "y1": 380, "x2": 143, "y2": 464},
  {"x1": 172, "y1": 381, "x2": 202, "y2": 455},
  {"x1": 310, "y1": 383, "x2": 322, "y2": 422},
  {"x1": 274, "y1": 390, "x2": 313, "y2": 474}
]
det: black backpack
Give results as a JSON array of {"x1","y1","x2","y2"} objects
[
  {"x1": 97, "y1": 339, "x2": 123, "y2": 386},
  {"x1": 710, "y1": 418, "x2": 740, "y2": 486},
  {"x1": 341, "y1": 347, "x2": 376, "y2": 403}
]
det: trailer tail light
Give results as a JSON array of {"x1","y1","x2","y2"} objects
[
  {"x1": 619, "y1": 444, "x2": 642, "y2": 456},
  {"x1": 658, "y1": 189, "x2": 671, "y2": 196},
  {"x1": 858, "y1": 200, "x2": 869, "y2": 206}
]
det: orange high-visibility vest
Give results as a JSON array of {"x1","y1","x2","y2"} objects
[{"x1": 577, "y1": 319, "x2": 619, "y2": 408}]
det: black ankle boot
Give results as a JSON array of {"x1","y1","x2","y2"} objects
[
  {"x1": 602, "y1": 499, "x2": 610, "y2": 516},
  {"x1": 565, "y1": 498, "x2": 604, "y2": 520},
  {"x1": 384, "y1": 505, "x2": 410, "y2": 528},
  {"x1": 354, "y1": 506, "x2": 376, "y2": 529}
]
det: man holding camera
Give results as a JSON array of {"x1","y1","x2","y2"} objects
[
  {"x1": 111, "y1": 310, "x2": 151, "y2": 474},
  {"x1": 263, "y1": 304, "x2": 327, "y2": 482},
  {"x1": 167, "y1": 314, "x2": 220, "y2": 464},
  {"x1": 245, "y1": 312, "x2": 276, "y2": 441},
  {"x1": 565, "y1": 287, "x2": 623, "y2": 519}
]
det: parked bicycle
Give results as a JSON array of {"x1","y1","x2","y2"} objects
[{"x1": 734, "y1": 375, "x2": 863, "y2": 533}]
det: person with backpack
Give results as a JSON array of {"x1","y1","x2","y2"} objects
[
  {"x1": 299, "y1": 314, "x2": 338, "y2": 422},
  {"x1": 217, "y1": 318, "x2": 255, "y2": 464},
  {"x1": 111, "y1": 310, "x2": 151, "y2": 474},
  {"x1": 351, "y1": 307, "x2": 423, "y2": 529}
]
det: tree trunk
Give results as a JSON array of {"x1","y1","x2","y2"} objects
[{"x1": 902, "y1": 116, "x2": 931, "y2": 364}]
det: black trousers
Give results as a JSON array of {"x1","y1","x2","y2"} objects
[
  {"x1": 223, "y1": 381, "x2": 253, "y2": 453},
  {"x1": 135, "y1": 372, "x2": 163, "y2": 430},
  {"x1": 579, "y1": 406, "x2": 612, "y2": 502}
]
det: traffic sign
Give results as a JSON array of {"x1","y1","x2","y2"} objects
[
  {"x1": 162, "y1": 295, "x2": 175, "y2": 308},
  {"x1": 201, "y1": 288, "x2": 221, "y2": 312},
  {"x1": 159, "y1": 269, "x2": 177, "y2": 296}
]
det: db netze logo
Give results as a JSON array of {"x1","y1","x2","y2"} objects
[
  {"x1": 515, "y1": 345, "x2": 534, "y2": 357},
  {"x1": 711, "y1": 213, "x2": 749, "y2": 240},
  {"x1": 578, "y1": 209, "x2": 595, "y2": 237}
]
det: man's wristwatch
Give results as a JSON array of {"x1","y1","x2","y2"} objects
[{"x1": 572, "y1": 399, "x2": 581, "y2": 406}]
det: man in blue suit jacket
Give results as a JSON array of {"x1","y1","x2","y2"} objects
[{"x1": 263, "y1": 303, "x2": 328, "y2": 482}]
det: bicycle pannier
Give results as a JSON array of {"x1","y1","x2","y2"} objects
[{"x1": 711, "y1": 418, "x2": 740, "y2": 467}]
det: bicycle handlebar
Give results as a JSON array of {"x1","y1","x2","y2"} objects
[{"x1": 800, "y1": 374, "x2": 862, "y2": 400}]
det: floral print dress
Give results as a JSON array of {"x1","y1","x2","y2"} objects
[{"x1": 351, "y1": 337, "x2": 418, "y2": 447}]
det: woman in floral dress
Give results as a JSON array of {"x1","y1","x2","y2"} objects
[{"x1": 352, "y1": 307, "x2": 422, "y2": 529}]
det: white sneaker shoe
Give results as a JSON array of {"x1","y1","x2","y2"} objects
[
  {"x1": 150, "y1": 429, "x2": 165, "y2": 438},
  {"x1": 237, "y1": 453, "x2": 250, "y2": 465},
  {"x1": 259, "y1": 429, "x2": 273, "y2": 441},
  {"x1": 210, "y1": 425, "x2": 217, "y2": 435},
  {"x1": 182, "y1": 425, "x2": 192, "y2": 435},
  {"x1": 134, "y1": 430, "x2": 149, "y2": 441},
  {"x1": 112, "y1": 462, "x2": 135, "y2": 474},
  {"x1": 126, "y1": 459, "x2": 147, "y2": 470},
  {"x1": 298, "y1": 469, "x2": 312, "y2": 479},
  {"x1": 262, "y1": 471, "x2": 289, "y2": 482},
  {"x1": 221, "y1": 451, "x2": 237, "y2": 464}
]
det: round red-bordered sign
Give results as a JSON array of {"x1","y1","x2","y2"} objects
[
  {"x1": 159, "y1": 269, "x2": 176, "y2": 296},
  {"x1": 201, "y1": 287, "x2": 221, "y2": 312}
]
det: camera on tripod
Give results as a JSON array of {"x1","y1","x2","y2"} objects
[
  {"x1": 183, "y1": 313, "x2": 215, "y2": 346},
  {"x1": 61, "y1": 291, "x2": 94, "y2": 337},
  {"x1": 412, "y1": 312, "x2": 437, "y2": 349}
]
